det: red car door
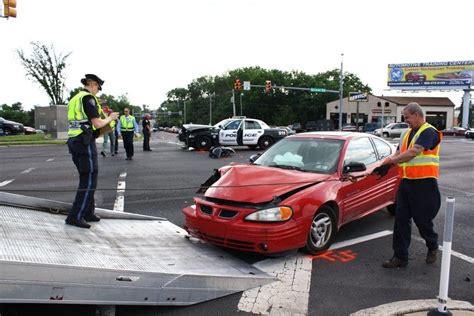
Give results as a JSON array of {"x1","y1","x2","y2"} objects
[{"x1": 338, "y1": 137, "x2": 381, "y2": 224}]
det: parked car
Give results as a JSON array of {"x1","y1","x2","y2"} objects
[
  {"x1": 278, "y1": 126, "x2": 296, "y2": 136},
  {"x1": 182, "y1": 132, "x2": 399, "y2": 255},
  {"x1": 441, "y1": 127, "x2": 467, "y2": 136},
  {"x1": 405, "y1": 72, "x2": 426, "y2": 82},
  {"x1": 341, "y1": 124, "x2": 357, "y2": 132},
  {"x1": 375, "y1": 122, "x2": 409, "y2": 138},
  {"x1": 0, "y1": 117, "x2": 25, "y2": 135},
  {"x1": 23, "y1": 126, "x2": 37, "y2": 135},
  {"x1": 305, "y1": 121, "x2": 317, "y2": 131},
  {"x1": 363, "y1": 122, "x2": 380, "y2": 134},
  {"x1": 465, "y1": 128, "x2": 474, "y2": 139},
  {"x1": 179, "y1": 117, "x2": 288, "y2": 151},
  {"x1": 290, "y1": 122, "x2": 303, "y2": 133}
]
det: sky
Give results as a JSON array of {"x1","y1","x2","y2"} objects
[{"x1": 0, "y1": 0, "x2": 472, "y2": 111}]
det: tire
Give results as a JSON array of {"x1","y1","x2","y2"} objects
[
  {"x1": 258, "y1": 136, "x2": 274, "y2": 150},
  {"x1": 196, "y1": 135, "x2": 212, "y2": 151},
  {"x1": 386, "y1": 204, "x2": 396, "y2": 216},
  {"x1": 304, "y1": 205, "x2": 336, "y2": 255},
  {"x1": 3, "y1": 127, "x2": 12, "y2": 136},
  {"x1": 383, "y1": 132, "x2": 389, "y2": 138}
]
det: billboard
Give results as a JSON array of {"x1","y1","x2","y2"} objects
[{"x1": 387, "y1": 61, "x2": 473, "y2": 90}]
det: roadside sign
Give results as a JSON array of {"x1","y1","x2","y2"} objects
[
  {"x1": 243, "y1": 81, "x2": 251, "y2": 91},
  {"x1": 310, "y1": 88, "x2": 326, "y2": 93},
  {"x1": 167, "y1": 111, "x2": 171, "y2": 116},
  {"x1": 348, "y1": 92, "x2": 369, "y2": 102}
]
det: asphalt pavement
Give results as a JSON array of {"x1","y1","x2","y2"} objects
[{"x1": 0, "y1": 132, "x2": 472, "y2": 315}]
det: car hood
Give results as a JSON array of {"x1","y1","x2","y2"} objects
[
  {"x1": 182, "y1": 124, "x2": 212, "y2": 131},
  {"x1": 205, "y1": 164, "x2": 330, "y2": 204},
  {"x1": 3, "y1": 119, "x2": 22, "y2": 126}
]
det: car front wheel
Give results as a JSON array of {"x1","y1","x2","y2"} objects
[
  {"x1": 304, "y1": 206, "x2": 336, "y2": 255},
  {"x1": 196, "y1": 135, "x2": 212, "y2": 151},
  {"x1": 258, "y1": 136, "x2": 274, "y2": 150}
]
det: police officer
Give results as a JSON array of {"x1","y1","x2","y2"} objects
[
  {"x1": 65, "y1": 74, "x2": 118, "y2": 229},
  {"x1": 142, "y1": 113, "x2": 152, "y2": 151},
  {"x1": 117, "y1": 107, "x2": 139, "y2": 160},
  {"x1": 378, "y1": 102, "x2": 442, "y2": 268}
]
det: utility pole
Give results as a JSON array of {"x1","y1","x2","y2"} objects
[
  {"x1": 240, "y1": 93, "x2": 243, "y2": 116},
  {"x1": 232, "y1": 89, "x2": 236, "y2": 117},
  {"x1": 338, "y1": 53, "x2": 344, "y2": 130}
]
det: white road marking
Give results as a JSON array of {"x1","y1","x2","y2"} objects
[
  {"x1": 46, "y1": 158, "x2": 54, "y2": 162},
  {"x1": 438, "y1": 185, "x2": 474, "y2": 196},
  {"x1": 412, "y1": 235, "x2": 474, "y2": 264},
  {"x1": 238, "y1": 230, "x2": 393, "y2": 315},
  {"x1": 0, "y1": 179, "x2": 15, "y2": 187},
  {"x1": 113, "y1": 172, "x2": 127, "y2": 212},
  {"x1": 20, "y1": 167, "x2": 35, "y2": 174}
]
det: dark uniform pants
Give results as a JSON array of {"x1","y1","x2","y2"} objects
[
  {"x1": 122, "y1": 131, "x2": 134, "y2": 158},
  {"x1": 143, "y1": 130, "x2": 151, "y2": 151},
  {"x1": 67, "y1": 135, "x2": 98, "y2": 221},
  {"x1": 393, "y1": 178, "x2": 440, "y2": 261}
]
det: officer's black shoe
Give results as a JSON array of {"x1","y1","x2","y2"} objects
[
  {"x1": 426, "y1": 249, "x2": 438, "y2": 264},
  {"x1": 101, "y1": 151, "x2": 106, "y2": 157},
  {"x1": 65, "y1": 217, "x2": 91, "y2": 229},
  {"x1": 382, "y1": 257, "x2": 408, "y2": 268},
  {"x1": 84, "y1": 214, "x2": 101, "y2": 222}
]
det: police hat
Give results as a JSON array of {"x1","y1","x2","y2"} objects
[{"x1": 80, "y1": 74, "x2": 105, "y2": 91}]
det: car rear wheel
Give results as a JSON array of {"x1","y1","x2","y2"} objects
[
  {"x1": 304, "y1": 205, "x2": 336, "y2": 255},
  {"x1": 258, "y1": 136, "x2": 274, "y2": 150},
  {"x1": 196, "y1": 135, "x2": 212, "y2": 151},
  {"x1": 3, "y1": 127, "x2": 12, "y2": 136},
  {"x1": 383, "y1": 132, "x2": 389, "y2": 138}
]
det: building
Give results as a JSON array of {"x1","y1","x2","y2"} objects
[{"x1": 326, "y1": 95, "x2": 455, "y2": 130}]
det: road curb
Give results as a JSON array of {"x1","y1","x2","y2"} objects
[{"x1": 351, "y1": 299, "x2": 474, "y2": 315}]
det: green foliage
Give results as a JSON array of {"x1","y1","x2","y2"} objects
[
  {"x1": 160, "y1": 66, "x2": 372, "y2": 127},
  {"x1": 17, "y1": 42, "x2": 71, "y2": 105},
  {"x1": 0, "y1": 102, "x2": 34, "y2": 126}
]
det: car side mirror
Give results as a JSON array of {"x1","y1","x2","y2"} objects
[
  {"x1": 249, "y1": 153, "x2": 262, "y2": 164},
  {"x1": 342, "y1": 162, "x2": 366, "y2": 174}
]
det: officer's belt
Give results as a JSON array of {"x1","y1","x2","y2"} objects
[{"x1": 69, "y1": 120, "x2": 91, "y2": 130}]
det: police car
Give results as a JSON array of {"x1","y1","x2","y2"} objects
[{"x1": 178, "y1": 117, "x2": 288, "y2": 151}]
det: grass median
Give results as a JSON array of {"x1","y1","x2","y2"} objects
[{"x1": 0, "y1": 134, "x2": 67, "y2": 146}]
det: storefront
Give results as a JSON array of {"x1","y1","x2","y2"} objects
[{"x1": 326, "y1": 95, "x2": 455, "y2": 130}]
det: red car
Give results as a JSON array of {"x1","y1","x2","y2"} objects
[
  {"x1": 183, "y1": 132, "x2": 400, "y2": 255},
  {"x1": 441, "y1": 127, "x2": 467, "y2": 136},
  {"x1": 405, "y1": 71, "x2": 426, "y2": 82}
]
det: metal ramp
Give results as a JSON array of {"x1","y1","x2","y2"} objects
[{"x1": 0, "y1": 192, "x2": 274, "y2": 306}]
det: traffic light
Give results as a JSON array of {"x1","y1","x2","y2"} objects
[
  {"x1": 234, "y1": 79, "x2": 242, "y2": 91},
  {"x1": 265, "y1": 80, "x2": 272, "y2": 93},
  {"x1": 2, "y1": 0, "x2": 17, "y2": 18}
]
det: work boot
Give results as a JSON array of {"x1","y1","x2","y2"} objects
[
  {"x1": 84, "y1": 214, "x2": 101, "y2": 222},
  {"x1": 65, "y1": 217, "x2": 91, "y2": 229},
  {"x1": 426, "y1": 249, "x2": 438, "y2": 264},
  {"x1": 382, "y1": 257, "x2": 408, "y2": 268}
]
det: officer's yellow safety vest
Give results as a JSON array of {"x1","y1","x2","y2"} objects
[
  {"x1": 67, "y1": 91, "x2": 103, "y2": 137},
  {"x1": 398, "y1": 122, "x2": 442, "y2": 179},
  {"x1": 120, "y1": 115, "x2": 135, "y2": 131}
]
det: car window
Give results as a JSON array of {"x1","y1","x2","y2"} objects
[
  {"x1": 245, "y1": 120, "x2": 261, "y2": 130},
  {"x1": 344, "y1": 137, "x2": 377, "y2": 166},
  {"x1": 372, "y1": 138, "x2": 392, "y2": 160},
  {"x1": 224, "y1": 120, "x2": 242, "y2": 130}
]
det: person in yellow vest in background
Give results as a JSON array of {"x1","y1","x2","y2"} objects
[
  {"x1": 117, "y1": 107, "x2": 140, "y2": 160},
  {"x1": 375, "y1": 102, "x2": 442, "y2": 268},
  {"x1": 100, "y1": 107, "x2": 117, "y2": 157},
  {"x1": 66, "y1": 74, "x2": 119, "y2": 229}
]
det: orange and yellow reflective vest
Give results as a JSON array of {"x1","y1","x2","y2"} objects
[{"x1": 398, "y1": 122, "x2": 442, "y2": 179}]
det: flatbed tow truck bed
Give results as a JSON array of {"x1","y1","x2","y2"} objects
[{"x1": 0, "y1": 192, "x2": 273, "y2": 307}]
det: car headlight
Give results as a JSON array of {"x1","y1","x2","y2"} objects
[{"x1": 245, "y1": 206, "x2": 293, "y2": 222}]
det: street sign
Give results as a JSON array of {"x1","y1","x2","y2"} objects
[
  {"x1": 310, "y1": 88, "x2": 326, "y2": 93},
  {"x1": 243, "y1": 81, "x2": 251, "y2": 91},
  {"x1": 167, "y1": 111, "x2": 171, "y2": 116},
  {"x1": 348, "y1": 92, "x2": 369, "y2": 102}
]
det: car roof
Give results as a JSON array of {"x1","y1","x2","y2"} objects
[{"x1": 288, "y1": 131, "x2": 365, "y2": 140}]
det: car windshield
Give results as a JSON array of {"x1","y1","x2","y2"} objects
[{"x1": 254, "y1": 138, "x2": 344, "y2": 174}]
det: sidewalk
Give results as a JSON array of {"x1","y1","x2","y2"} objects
[{"x1": 352, "y1": 299, "x2": 474, "y2": 315}]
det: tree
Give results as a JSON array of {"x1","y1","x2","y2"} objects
[
  {"x1": 17, "y1": 41, "x2": 71, "y2": 105},
  {"x1": 0, "y1": 102, "x2": 34, "y2": 126}
]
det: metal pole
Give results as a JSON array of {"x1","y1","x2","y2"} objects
[
  {"x1": 232, "y1": 89, "x2": 236, "y2": 117},
  {"x1": 381, "y1": 102, "x2": 385, "y2": 137},
  {"x1": 209, "y1": 93, "x2": 212, "y2": 125},
  {"x1": 356, "y1": 101, "x2": 360, "y2": 132},
  {"x1": 461, "y1": 90, "x2": 471, "y2": 128},
  {"x1": 183, "y1": 100, "x2": 186, "y2": 124},
  {"x1": 338, "y1": 53, "x2": 344, "y2": 130},
  {"x1": 240, "y1": 93, "x2": 243, "y2": 116},
  {"x1": 428, "y1": 197, "x2": 456, "y2": 316}
]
